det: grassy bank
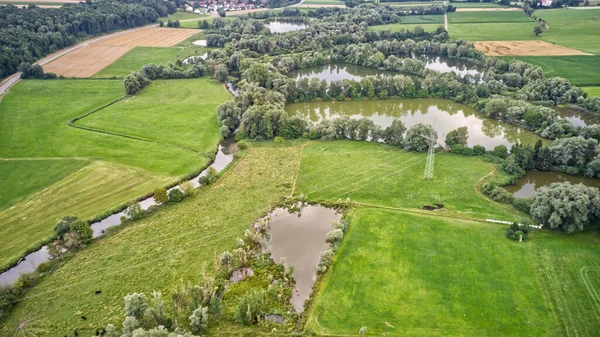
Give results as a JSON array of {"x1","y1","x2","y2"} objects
[{"x1": 307, "y1": 208, "x2": 600, "y2": 336}]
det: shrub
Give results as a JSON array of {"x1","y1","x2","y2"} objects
[
  {"x1": 190, "y1": 306, "x2": 209, "y2": 333},
  {"x1": 492, "y1": 145, "x2": 508, "y2": 159},
  {"x1": 234, "y1": 290, "x2": 264, "y2": 325},
  {"x1": 450, "y1": 144, "x2": 474, "y2": 156},
  {"x1": 274, "y1": 136, "x2": 285, "y2": 143},
  {"x1": 180, "y1": 181, "x2": 196, "y2": 197},
  {"x1": 473, "y1": 145, "x2": 486, "y2": 156},
  {"x1": 235, "y1": 130, "x2": 248, "y2": 141},
  {"x1": 153, "y1": 188, "x2": 168, "y2": 204},
  {"x1": 512, "y1": 197, "x2": 532, "y2": 215},
  {"x1": 37, "y1": 262, "x2": 51, "y2": 273},
  {"x1": 124, "y1": 202, "x2": 143, "y2": 220},
  {"x1": 317, "y1": 249, "x2": 335, "y2": 273},
  {"x1": 124, "y1": 293, "x2": 149, "y2": 319},
  {"x1": 237, "y1": 140, "x2": 248, "y2": 149},
  {"x1": 168, "y1": 188, "x2": 184, "y2": 203},
  {"x1": 506, "y1": 223, "x2": 530, "y2": 241},
  {"x1": 70, "y1": 220, "x2": 93, "y2": 243},
  {"x1": 199, "y1": 167, "x2": 218, "y2": 186},
  {"x1": 325, "y1": 229, "x2": 344, "y2": 244},
  {"x1": 53, "y1": 215, "x2": 78, "y2": 237}
]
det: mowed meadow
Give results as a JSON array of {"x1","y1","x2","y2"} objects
[{"x1": 0, "y1": 77, "x2": 229, "y2": 270}]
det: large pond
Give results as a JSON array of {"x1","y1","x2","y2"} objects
[
  {"x1": 265, "y1": 21, "x2": 306, "y2": 33},
  {"x1": 418, "y1": 55, "x2": 484, "y2": 77},
  {"x1": 504, "y1": 171, "x2": 600, "y2": 198},
  {"x1": 555, "y1": 107, "x2": 600, "y2": 127},
  {"x1": 0, "y1": 137, "x2": 238, "y2": 287},
  {"x1": 266, "y1": 204, "x2": 340, "y2": 313},
  {"x1": 286, "y1": 98, "x2": 547, "y2": 149}
]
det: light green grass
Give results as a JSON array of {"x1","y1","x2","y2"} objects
[
  {"x1": 450, "y1": 22, "x2": 538, "y2": 41},
  {"x1": 295, "y1": 141, "x2": 524, "y2": 221},
  {"x1": 307, "y1": 208, "x2": 600, "y2": 336},
  {"x1": 302, "y1": 0, "x2": 344, "y2": 4},
  {"x1": 76, "y1": 78, "x2": 228, "y2": 153},
  {"x1": 583, "y1": 86, "x2": 600, "y2": 97},
  {"x1": 94, "y1": 47, "x2": 182, "y2": 78},
  {"x1": 0, "y1": 161, "x2": 171, "y2": 271},
  {"x1": 0, "y1": 145, "x2": 301, "y2": 336},
  {"x1": 369, "y1": 22, "x2": 443, "y2": 32},
  {"x1": 159, "y1": 11, "x2": 208, "y2": 21},
  {"x1": 399, "y1": 14, "x2": 444, "y2": 24},
  {"x1": 448, "y1": 11, "x2": 533, "y2": 23},
  {"x1": 536, "y1": 9, "x2": 600, "y2": 54},
  {"x1": 178, "y1": 20, "x2": 204, "y2": 28},
  {"x1": 450, "y1": 2, "x2": 504, "y2": 7},
  {"x1": 0, "y1": 159, "x2": 89, "y2": 211},
  {"x1": 0, "y1": 80, "x2": 214, "y2": 177},
  {"x1": 499, "y1": 56, "x2": 600, "y2": 87}
]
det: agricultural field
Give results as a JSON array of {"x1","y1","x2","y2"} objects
[
  {"x1": 476, "y1": 41, "x2": 590, "y2": 57},
  {"x1": 448, "y1": 11, "x2": 533, "y2": 23},
  {"x1": 94, "y1": 47, "x2": 182, "y2": 78},
  {"x1": 301, "y1": 0, "x2": 345, "y2": 4},
  {"x1": 294, "y1": 141, "x2": 523, "y2": 221},
  {"x1": 499, "y1": 56, "x2": 600, "y2": 87},
  {"x1": 0, "y1": 145, "x2": 301, "y2": 336},
  {"x1": 398, "y1": 14, "x2": 444, "y2": 24},
  {"x1": 159, "y1": 11, "x2": 209, "y2": 21},
  {"x1": 583, "y1": 86, "x2": 600, "y2": 98},
  {"x1": 536, "y1": 9, "x2": 600, "y2": 55},
  {"x1": 307, "y1": 208, "x2": 600, "y2": 337},
  {"x1": 368, "y1": 22, "x2": 442, "y2": 32}
]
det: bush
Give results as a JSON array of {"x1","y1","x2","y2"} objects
[
  {"x1": 274, "y1": 136, "x2": 285, "y2": 143},
  {"x1": 325, "y1": 229, "x2": 344, "y2": 244},
  {"x1": 124, "y1": 202, "x2": 143, "y2": 220},
  {"x1": 69, "y1": 220, "x2": 93, "y2": 243},
  {"x1": 37, "y1": 262, "x2": 52, "y2": 273},
  {"x1": 237, "y1": 140, "x2": 247, "y2": 150},
  {"x1": 168, "y1": 188, "x2": 184, "y2": 203},
  {"x1": 199, "y1": 167, "x2": 218, "y2": 186},
  {"x1": 153, "y1": 188, "x2": 168, "y2": 204},
  {"x1": 492, "y1": 145, "x2": 508, "y2": 159},
  {"x1": 450, "y1": 144, "x2": 474, "y2": 156},
  {"x1": 235, "y1": 130, "x2": 248, "y2": 141},
  {"x1": 317, "y1": 249, "x2": 335, "y2": 273},
  {"x1": 506, "y1": 223, "x2": 530, "y2": 241},
  {"x1": 512, "y1": 197, "x2": 532, "y2": 215},
  {"x1": 179, "y1": 181, "x2": 196, "y2": 197},
  {"x1": 473, "y1": 145, "x2": 486, "y2": 156},
  {"x1": 53, "y1": 215, "x2": 78, "y2": 236}
]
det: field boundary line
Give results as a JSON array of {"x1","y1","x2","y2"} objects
[
  {"x1": 289, "y1": 140, "x2": 312, "y2": 198},
  {"x1": 580, "y1": 266, "x2": 600, "y2": 323}
]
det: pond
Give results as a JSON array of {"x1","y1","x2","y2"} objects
[
  {"x1": 555, "y1": 107, "x2": 600, "y2": 127},
  {"x1": 286, "y1": 98, "x2": 547, "y2": 149},
  {"x1": 287, "y1": 63, "x2": 393, "y2": 83},
  {"x1": 265, "y1": 204, "x2": 340, "y2": 313},
  {"x1": 182, "y1": 53, "x2": 208, "y2": 65},
  {"x1": 503, "y1": 170, "x2": 600, "y2": 198},
  {"x1": 418, "y1": 55, "x2": 483, "y2": 77},
  {"x1": 0, "y1": 137, "x2": 238, "y2": 287},
  {"x1": 265, "y1": 20, "x2": 306, "y2": 33},
  {"x1": 192, "y1": 40, "x2": 207, "y2": 46}
]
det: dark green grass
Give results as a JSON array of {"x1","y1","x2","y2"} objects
[
  {"x1": 94, "y1": 47, "x2": 182, "y2": 78},
  {"x1": 295, "y1": 141, "x2": 524, "y2": 221},
  {"x1": 368, "y1": 22, "x2": 443, "y2": 32},
  {"x1": 450, "y1": 2, "x2": 504, "y2": 7},
  {"x1": 448, "y1": 11, "x2": 533, "y2": 24},
  {"x1": 307, "y1": 208, "x2": 600, "y2": 336},
  {"x1": 159, "y1": 11, "x2": 208, "y2": 21},
  {"x1": 536, "y1": 9, "x2": 600, "y2": 54},
  {"x1": 77, "y1": 78, "x2": 229, "y2": 153},
  {"x1": 499, "y1": 55, "x2": 600, "y2": 87},
  {"x1": 450, "y1": 22, "x2": 539, "y2": 41},
  {"x1": 0, "y1": 159, "x2": 88, "y2": 211},
  {"x1": 583, "y1": 86, "x2": 600, "y2": 97}
]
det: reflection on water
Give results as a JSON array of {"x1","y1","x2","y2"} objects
[
  {"x1": 555, "y1": 107, "x2": 600, "y2": 127},
  {"x1": 266, "y1": 21, "x2": 306, "y2": 33},
  {"x1": 266, "y1": 204, "x2": 340, "y2": 313},
  {"x1": 418, "y1": 55, "x2": 483, "y2": 77},
  {"x1": 286, "y1": 98, "x2": 546, "y2": 149},
  {"x1": 0, "y1": 247, "x2": 49, "y2": 286},
  {"x1": 504, "y1": 170, "x2": 600, "y2": 198},
  {"x1": 288, "y1": 64, "x2": 392, "y2": 83}
]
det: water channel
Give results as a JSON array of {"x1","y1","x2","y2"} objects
[
  {"x1": 0, "y1": 136, "x2": 239, "y2": 286},
  {"x1": 265, "y1": 204, "x2": 340, "y2": 313},
  {"x1": 286, "y1": 98, "x2": 546, "y2": 149},
  {"x1": 503, "y1": 170, "x2": 600, "y2": 198},
  {"x1": 265, "y1": 21, "x2": 306, "y2": 33}
]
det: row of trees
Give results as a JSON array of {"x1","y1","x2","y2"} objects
[
  {"x1": 0, "y1": 0, "x2": 175, "y2": 78},
  {"x1": 124, "y1": 61, "x2": 205, "y2": 95}
]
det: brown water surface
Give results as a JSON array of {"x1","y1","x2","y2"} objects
[{"x1": 504, "y1": 170, "x2": 600, "y2": 198}]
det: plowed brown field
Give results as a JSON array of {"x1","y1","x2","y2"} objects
[
  {"x1": 43, "y1": 27, "x2": 199, "y2": 78},
  {"x1": 474, "y1": 40, "x2": 592, "y2": 56}
]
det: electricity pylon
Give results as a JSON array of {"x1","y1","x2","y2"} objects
[{"x1": 423, "y1": 135, "x2": 436, "y2": 181}]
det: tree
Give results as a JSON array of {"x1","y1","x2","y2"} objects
[
  {"x1": 153, "y1": 188, "x2": 168, "y2": 204},
  {"x1": 535, "y1": 146, "x2": 553, "y2": 170},
  {"x1": 492, "y1": 144, "x2": 508, "y2": 159},
  {"x1": 530, "y1": 182, "x2": 600, "y2": 232},
  {"x1": 124, "y1": 202, "x2": 143, "y2": 220},
  {"x1": 445, "y1": 126, "x2": 468, "y2": 147},
  {"x1": 168, "y1": 188, "x2": 184, "y2": 203},
  {"x1": 53, "y1": 215, "x2": 78, "y2": 237},
  {"x1": 550, "y1": 136, "x2": 598, "y2": 167},
  {"x1": 124, "y1": 293, "x2": 149, "y2": 319},
  {"x1": 473, "y1": 145, "x2": 486, "y2": 156},
  {"x1": 199, "y1": 167, "x2": 218, "y2": 186},
  {"x1": 383, "y1": 119, "x2": 407, "y2": 146},
  {"x1": 214, "y1": 64, "x2": 229, "y2": 82},
  {"x1": 534, "y1": 23, "x2": 544, "y2": 37},
  {"x1": 69, "y1": 220, "x2": 92, "y2": 243},
  {"x1": 190, "y1": 306, "x2": 209, "y2": 333},
  {"x1": 404, "y1": 123, "x2": 437, "y2": 152},
  {"x1": 484, "y1": 99, "x2": 507, "y2": 119}
]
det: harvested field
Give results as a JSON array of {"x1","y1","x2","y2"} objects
[
  {"x1": 474, "y1": 40, "x2": 592, "y2": 56},
  {"x1": 43, "y1": 45, "x2": 133, "y2": 78},
  {"x1": 43, "y1": 27, "x2": 199, "y2": 77},
  {"x1": 95, "y1": 27, "x2": 199, "y2": 47},
  {"x1": 456, "y1": 7, "x2": 521, "y2": 12}
]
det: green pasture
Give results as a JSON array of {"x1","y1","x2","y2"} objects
[
  {"x1": 0, "y1": 159, "x2": 88, "y2": 211},
  {"x1": 94, "y1": 47, "x2": 181, "y2": 78},
  {"x1": 369, "y1": 22, "x2": 443, "y2": 32},
  {"x1": 448, "y1": 11, "x2": 534, "y2": 23},
  {"x1": 450, "y1": 2, "x2": 504, "y2": 7},
  {"x1": 301, "y1": 0, "x2": 344, "y2": 4},
  {"x1": 159, "y1": 11, "x2": 207, "y2": 22},
  {"x1": 295, "y1": 141, "x2": 523, "y2": 221},
  {"x1": 399, "y1": 14, "x2": 444, "y2": 24},
  {"x1": 450, "y1": 22, "x2": 538, "y2": 41},
  {"x1": 583, "y1": 86, "x2": 600, "y2": 97},
  {"x1": 77, "y1": 78, "x2": 228, "y2": 154},
  {"x1": 500, "y1": 56, "x2": 600, "y2": 87},
  {"x1": 307, "y1": 208, "x2": 600, "y2": 336},
  {"x1": 536, "y1": 9, "x2": 600, "y2": 54},
  {"x1": 0, "y1": 145, "x2": 301, "y2": 336}
]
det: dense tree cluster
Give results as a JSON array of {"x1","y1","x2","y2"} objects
[
  {"x1": 0, "y1": 0, "x2": 175, "y2": 78},
  {"x1": 124, "y1": 61, "x2": 205, "y2": 95}
]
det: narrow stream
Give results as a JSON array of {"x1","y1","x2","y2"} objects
[{"x1": 265, "y1": 204, "x2": 340, "y2": 313}]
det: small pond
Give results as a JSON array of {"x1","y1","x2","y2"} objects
[
  {"x1": 265, "y1": 21, "x2": 306, "y2": 33},
  {"x1": 555, "y1": 107, "x2": 600, "y2": 127},
  {"x1": 266, "y1": 204, "x2": 340, "y2": 313},
  {"x1": 286, "y1": 98, "x2": 547, "y2": 149},
  {"x1": 504, "y1": 171, "x2": 600, "y2": 198},
  {"x1": 182, "y1": 53, "x2": 208, "y2": 65},
  {"x1": 288, "y1": 63, "x2": 393, "y2": 83},
  {"x1": 0, "y1": 137, "x2": 238, "y2": 287},
  {"x1": 192, "y1": 40, "x2": 207, "y2": 46},
  {"x1": 418, "y1": 55, "x2": 483, "y2": 77}
]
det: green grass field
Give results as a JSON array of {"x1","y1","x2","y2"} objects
[
  {"x1": 94, "y1": 47, "x2": 182, "y2": 78},
  {"x1": 0, "y1": 159, "x2": 88, "y2": 211},
  {"x1": 448, "y1": 11, "x2": 533, "y2": 23},
  {"x1": 583, "y1": 86, "x2": 600, "y2": 97},
  {"x1": 399, "y1": 14, "x2": 443, "y2": 24},
  {"x1": 536, "y1": 9, "x2": 600, "y2": 54},
  {"x1": 499, "y1": 56, "x2": 600, "y2": 87},
  {"x1": 450, "y1": 2, "x2": 504, "y2": 7},
  {"x1": 369, "y1": 22, "x2": 443, "y2": 32},
  {"x1": 450, "y1": 22, "x2": 539, "y2": 41},
  {"x1": 307, "y1": 208, "x2": 600, "y2": 336},
  {"x1": 302, "y1": 0, "x2": 344, "y2": 4},
  {"x1": 159, "y1": 11, "x2": 208, "y2": 21},
  {"x1": 77, "y1": 78, "x2": 228, "y2": 153},
  {"x1": 295, "y1": 141, "x2": 523, "y2": 221},
  {"x1": 0, "y1": 145, "x2": 301, "y2": 336}
]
